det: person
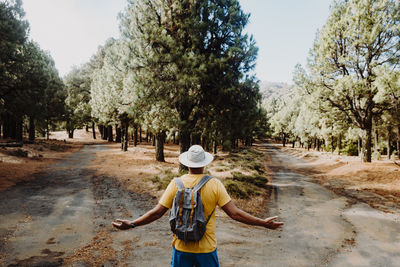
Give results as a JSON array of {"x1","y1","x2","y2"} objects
[{"x1": 112, "y1": 145, "x2": 283, "y2": 266}]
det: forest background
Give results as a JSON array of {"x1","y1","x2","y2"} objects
[{"x1": 1, "y1": 0, "x2": 400, "y2": 165}]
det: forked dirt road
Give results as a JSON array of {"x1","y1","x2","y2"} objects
[{"x1": 1, "y1": 144, "x2": 400, "y2": 266}]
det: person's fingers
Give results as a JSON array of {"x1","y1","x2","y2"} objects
[
  {"x1": 112, "y1": 222, "x2": 122, "y2": 227},
  {"x1": 266, "y1": 216, "x2": 278, "y2": 221},
  {"x1": 114, "y1": 219, "x2": 124, "y2": 223}
]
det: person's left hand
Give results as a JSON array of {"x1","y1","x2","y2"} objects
[
  {"x1": 263, "y1": 216, "x2": 284, "y2": 230},
  {"x1": 112, "y1": 219, "x2": 132, "y2": 230}
]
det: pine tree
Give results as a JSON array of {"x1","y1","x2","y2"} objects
[{"x1": 307, "y1": 0, "x2": 400, "y2": 162}]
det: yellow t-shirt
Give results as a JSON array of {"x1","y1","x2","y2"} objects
[{"x1": 159, "y1": 174, "x2": 231, "y2": 253}]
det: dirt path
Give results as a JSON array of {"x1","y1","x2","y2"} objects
[
  {"x1": 0, "y1": 145, "x2": 172, "y2": 266},
  {"x1": 224, "y1": 144, "x2": 400, "y2": 267},
  {"x1": 1, "y1": 144, "x2": 400, "y2": 266}
]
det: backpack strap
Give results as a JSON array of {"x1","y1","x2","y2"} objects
[
  {"x1": 193, "y1": 175, "x2": 212, "y2": 193},
  {"x1": 174, "y1": 177, "x2": 185, "y2": 226},
  {"x1": 174, "y1": 177, "x2": 185, "y2": 190},
  {"x1": 191, "y1": 175, "x2": 215, "y2": 226}
]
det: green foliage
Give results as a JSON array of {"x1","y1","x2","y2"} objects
[
  {"x1": 0, "y1": 0, "x2": 29, "y2": 100},
  {"x1": 227, "y1": 148, "x2": 265, "y2": 174},
  {"x1": 343, "y1": 142, "x2": 358, "y2": 156},
  {"x1": 224, "y1": 172, "x2": 268, "y2": 199},
  {"x1": 119, "y1": 0, "x2": 260, "y2": 154},
  {"x1": 64, "y1": 64, "x2": 94, "y2": 135},
  {"x1": 0, "y1": 2, "x2": 64, "y2": 140}
]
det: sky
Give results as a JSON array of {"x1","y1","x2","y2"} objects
[{"x1": 22, "y1": 0, "x2": 331, "y2": 84}]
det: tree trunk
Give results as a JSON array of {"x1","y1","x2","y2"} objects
[
  {"x1": 3, "y1": 113, "x2": 11, "y2": 138},
  {"x1": 121, "y1": 120, "x2": 129, "y2": 152},
  {"x1": 358, "y1": 138, "x2": 362, "y2": 156},
  {"x1": 46, "y1": 119, "x2": 49, "y2": 140},
  {"x1": 362, "y1": 126, "x2": 372, "y2": 162},
  {"x1": 152, "y1": 134, "x2": 156, "y2": 146},
  {"x1": 387, "y1": 125, "x2": 392, "y2": 158},
  {"x1": 107, "y1": 125, "x2": 113, "y2": 142},
  {"x1": 9, "y1": 116, "x2": 16, "y2": 139},
  {"x1": 282, "y1": 133, "x2": 286, "y2": 147},
  {"x1": 155, "y1": 131, "x2": 165, "y2": 162},
  {"x1": 98, "y1": 125, "x2": 104, "y2": 139},
  {"x1": 179, "y1": 129, "x2": 191, "y2": 170},
  {"x1": 16, "y1": 116, "x2": 22, "y2": 142},
  {"x1": 102, "y1": 125, "x2": 108, "y2": 140},
  {"x1": 337, "y1": 133, "x2": 342, "y2": 155},
  {"x1": 85, "y1": 125, "x2": 89, "y2": 132},
  {"x1": 213, "y1": 130, "x2": 218, "y2": 154},
  {"x1": 29, "y1": 116, "x2": 35, "y2": 141},
  {"x1": 92, "y1": 122, "x2": 96, "y2": 139},
  {"x1": 191, "y1": 133, "x2": 201, "y2": 146},
  {"x1": 134, "y1": 125, "x2": 138, "y2": 147},
  {"x1": 374, "y1": 128, "x2": 379, "y2": 152},
  {"x1": 115, "y1": 125, "x2": 121, "y2": 143},
  {"x1": 205, "y1": 136, "x2": 210, "y2": 151},
  {"x1": 68, "y1": 129, "x2": 74, "y2": 138},
  {"x1": 146, "y1": 130, "x2": 149, "y2": 143},
  {"x1": 139, "y1": 125, "x2": 142, "y2": 143},
  {"x1": 331, "y1": 136, "x2": 334, "y2": 153},
  {"x1": 179, "y1": 129, "x2": 191, "y2": 154}
]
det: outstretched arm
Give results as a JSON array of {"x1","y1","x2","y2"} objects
[
  {"x1": 112, "y1": 204, "x2": 169, "y2": 230},
  {"x1": 222, "y1": 201, "x2": 283, "y2": 230}
]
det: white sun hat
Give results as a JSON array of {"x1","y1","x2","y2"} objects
[{"x1": 178, "y1": 145, "x2": 214, "y2": 168}]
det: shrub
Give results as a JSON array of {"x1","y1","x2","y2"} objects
[
  {"x1": 343, "y1": 142, "x2": 358, "y2": 156},
  {"x1": 8, "y1": 149, "x2": 28, "y2": 157},
  {"x1": 224, "y1": 179, "x2": 259, "y2": 199},
  {"x1": 223, "y1": 172, "x2": 268, "y2": 199}
]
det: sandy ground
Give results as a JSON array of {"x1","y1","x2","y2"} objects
[{"x1": 276, "y1": 144, "x2": 400, "y2": 212}]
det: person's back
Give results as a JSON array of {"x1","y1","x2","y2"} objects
[
  {"x1": 112, "y1": 145, "x2": 283, "y2": 267},
  {"x1": 160, "y1": 172, "x2": 231, "y2": 254}
]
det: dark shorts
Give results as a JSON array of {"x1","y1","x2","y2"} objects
[{"x1": 171, "y1": 247, "x2": 219, "y2": 267}]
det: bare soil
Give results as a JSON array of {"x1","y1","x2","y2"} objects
[
  {"x1": 276, "y1": 144, "x2": 400, "y2": 212},
  {"x1": 0, "y1": 129, "x2": 105, "y2": 192}
]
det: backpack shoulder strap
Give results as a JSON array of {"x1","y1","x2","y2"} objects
[
  {"x1": 193, "y1": 175, "x2": 212, "y2": 193},
  {"x1": 174, "y1": 177, "x2": 185, "y2": 190}
]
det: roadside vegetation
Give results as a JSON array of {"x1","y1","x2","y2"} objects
[{"x1": 150, "y1": 148, "x2": 269, "y2": 199}]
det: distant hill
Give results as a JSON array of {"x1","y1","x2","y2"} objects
[{"x1": 259, "y1": 81, "x2": 294, "y2": 99}]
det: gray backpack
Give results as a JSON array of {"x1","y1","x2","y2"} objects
[{"x1": 169, "y1": 175, "x2": 215, "y2": 244}]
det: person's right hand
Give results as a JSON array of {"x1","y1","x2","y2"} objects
[
  {"x1": 112, "y1": 219, "x2": 132, "y2": 230},
  {"x1": 263, "y1": 216, "x2": 284, "y2": 230}
]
